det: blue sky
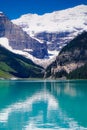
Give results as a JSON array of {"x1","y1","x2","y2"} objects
[{"x1": 0, "y1": 0, "x2": 87, "y2": 19}]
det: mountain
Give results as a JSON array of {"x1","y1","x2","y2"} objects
[
  {"x1": 0, "y1": 5, "x2": 87, "y2": 70},
  {"x1": 46, "y1": 31, "x2": 87, "y2": 79},
  {"x1": 12, "y1": 5, "x2": 87, "y2": 62},
  {"x1": 0, "y1": 12, "x2": 48, "y2": 60},
  {"x1": 0, "y1": 45, "x2": 44, "y2": 79}
]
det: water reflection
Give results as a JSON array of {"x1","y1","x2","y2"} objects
[{"x1": 0, "y1": 80, "x2": 87, "y2": 130}]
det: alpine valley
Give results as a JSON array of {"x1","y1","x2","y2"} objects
[{"x1": 0, "y1": 4, "x2": 87, "y2": 79}]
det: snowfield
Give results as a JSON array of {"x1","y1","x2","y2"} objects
[{"x1": 12, "y1": 5, "x2": 87, "y2": 36}]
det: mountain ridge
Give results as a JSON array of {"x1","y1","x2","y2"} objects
[
  {"x1": 12, "y1": 4, "x2": 87, "y2": 35},
  {"x1": 12, "y1": 4, "x2": 87, "y2": 67}
]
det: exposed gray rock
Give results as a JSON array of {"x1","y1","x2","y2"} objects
[
  {"x1": 46, "y1": 31, "x2": 87, "y2": 78},
  {"x1": 35, "y1": 31, "x2": 74, "y2": 51},
  {"x1": 0, "y1": 12, "x2": 48, "y2": 59}
]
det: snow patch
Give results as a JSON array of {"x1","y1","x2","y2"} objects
[
  {"x1": 31, "y1": 36, "x2": 44, "y2": 43},
  {"x1": 48, "y1": 50, "x2": 59, "y2": 59},
  {"x1": 0, "y1": 37, "x2": 58, "y2": 68},
  {"x1": 0, "y1": 37, "x2": 12, "y2": 50},
  {"x1": 24, "y1": 48, "x2": 33, "y2": 52}
]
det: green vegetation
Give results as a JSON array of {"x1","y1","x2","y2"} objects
[
  {"x1": 55, "y1": 70, "x2": 68, "y2": 78},
  {"x1": 60, "y1": 31, "x2": 87, "y2": 54},
  {"x1": 0, "y1": 32, "x2": 87, "y2": 79},
  {"x1": 0, "y1": 46, "x2": 44, "y2": 79},
  {"x1": 68, "y1": 64, "x2": 87, "y2": 79},
  {"x1": 46, "y1": 31, "x2": 87, "y2": 79}
]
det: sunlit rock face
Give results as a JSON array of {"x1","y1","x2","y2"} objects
[
  {"x1": 0, "y1": 12, "x2": 48, "y2": 59},
  {"x1": 46, "y1": 31, "x2": 87, "y2": 78}
]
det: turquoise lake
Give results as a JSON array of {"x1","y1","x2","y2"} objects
[{"x1": 0, "y1": 80, "x2": 87, "y2": 130}]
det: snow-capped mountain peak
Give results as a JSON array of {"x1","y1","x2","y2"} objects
[
  {"x1": 12, "y1": 4, "x2": 87, "y2": 36},
  {"x1": 11, "y1": 5, "x2": 87, "y2": 67}
]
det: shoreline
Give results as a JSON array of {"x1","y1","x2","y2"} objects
[{"x1": 0, "y1": 78, "x2": 87, "y2": 82}]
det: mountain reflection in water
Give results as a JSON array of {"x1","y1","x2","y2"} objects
[{"x1": 0, "y1": 80, "x2": 87, "y2": 130}]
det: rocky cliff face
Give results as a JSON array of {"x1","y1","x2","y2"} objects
[
  {"x1": 0, "y1": 12, "x2": 48, "y2": 59},
  {"x1": 35, "y1": 31, "x2": 73, "y2": 51},
  {"x1": 46, "y1": 32, "x2": 87, "y2": 78}
]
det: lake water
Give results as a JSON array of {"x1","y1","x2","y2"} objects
[{"x1": 0, "y1": 80, "x2": 87, "y2": 130}]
